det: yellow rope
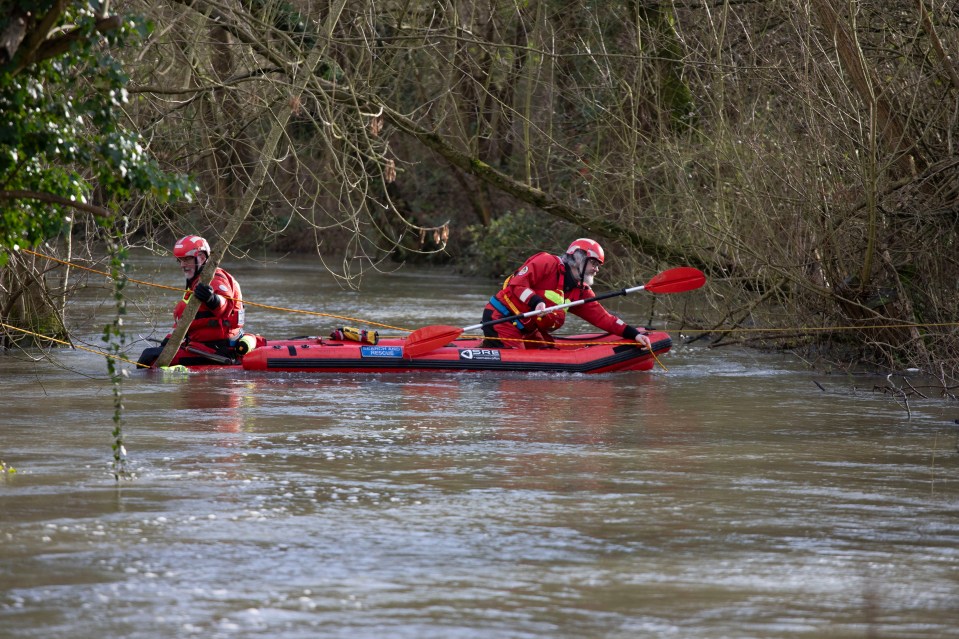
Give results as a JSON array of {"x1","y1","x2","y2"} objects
[
  {"x1": 16, "y1": 246, "x2": 959, "y2": 373},
  {"x1": 2, "y1": 318, "x2": 669, "y2": 375},
  {"x1": 483, "y1": 334, "x2": 669, "y2": 371},
  {"x1": 12, "y1": 249, "x2": 667, "y2": 366},
  {"x1": 670, "y1": 322, "x2": 959, "y2": 334},
  {"x1": 1, "y1": 321, "x2": 147, "y2": 368},
  {"x1": 20, "y1": 247, "x2": 413, "y2": 332}
]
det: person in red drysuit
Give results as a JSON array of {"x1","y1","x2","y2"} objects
[
  {"x1": 481, "y1": 238, "x2": 653, "y2": 349},
  {"x1": 137, "y1": 235, "x2": 245, "y2": 366}
]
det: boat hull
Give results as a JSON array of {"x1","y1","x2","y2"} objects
[{"x1": 239, "y1": 331, "x2": 670, "y2": 374}]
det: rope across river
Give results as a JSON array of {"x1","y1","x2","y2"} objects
[
  {"x1": 17, "y1": 247, "x2": 415, "y2": 333},
  {"x1": 10, "y1": 248, "x2": 663, "y2": 363},
  {"x1": 9, "y1": 247, "x2": 958, "y2": 363}
]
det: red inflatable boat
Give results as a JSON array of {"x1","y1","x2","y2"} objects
[{"x1": 237, "y1": 331, "x2": 670, "y2": 374}]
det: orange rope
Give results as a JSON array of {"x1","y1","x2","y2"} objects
[
  {"x1": 20, "y1": 248, "x2": 412, "y2": 332},
  {"x1": 25, "y1": 247, "x2": 959, "y2": 337},
  {"x1": 482, "y1": 333, "x2": 669, "y2": 371},
  {"x1": 20, "y1": 245, "x2": 952, "y2": 375},
  {"x1": 0, "y1": 321, "x2": 146, "y2": 368}
]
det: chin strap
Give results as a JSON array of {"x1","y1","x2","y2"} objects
[
  {"x1": 565, "y1": 251, "x2": 588, "y2": 290},
  {"x1": 561, "y1": 258, "x2": 579, "y2": 292},
  {"x1": 185, "y1": 259, "x2": 206, "y2": 290}
]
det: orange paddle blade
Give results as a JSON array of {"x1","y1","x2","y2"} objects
[
  {"x1": 644, "y1": 267, "x2": 705, "y2": 293},
  {"x1": 404, "y1": 325, "x2": 464, "y2": 358},
  {"x1": 404, "y1": 267, "x2": 705, "y2": 358}
]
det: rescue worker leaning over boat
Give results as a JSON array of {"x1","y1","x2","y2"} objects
[
  {"x1": 137, "y1": 235, "x2": 246, "y2": 367},
  {"x1": 481, "y1": 238, "x2": 654, "y2": 350}
]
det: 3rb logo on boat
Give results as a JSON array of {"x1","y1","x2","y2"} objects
[{"x1": 458, "y1": 349, "x2": 502, "y2": 361}]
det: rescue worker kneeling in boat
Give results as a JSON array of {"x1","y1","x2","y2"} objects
[
  {"x1": 481, "y1": 238, "x2": 653, "y2": 350},
  {"x1": 137, "y1": 235, "x2": 250, "y2": 367}
]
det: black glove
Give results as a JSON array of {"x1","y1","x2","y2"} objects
[
  {"x1": 527, "y1": 296, "x2": 546, "y2": 313},
  {"x1": 193, "y1": 283, "x2": 221, "y2": 309}
]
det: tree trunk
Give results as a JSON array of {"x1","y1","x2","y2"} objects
[
  {"x1": 809, "y1": 0, "x2": 926, "y2": 177},
  {"x1": 154, "y1": 0, "x2": 350, "y2": 367}
]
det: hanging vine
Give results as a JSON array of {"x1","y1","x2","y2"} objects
[{"x1": 103, "y1": 236, "x2": 130, "y2": 481}]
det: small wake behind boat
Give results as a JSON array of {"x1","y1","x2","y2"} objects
[{"x1": 238, "y1": 331, "x2": 671, "y2": 374}]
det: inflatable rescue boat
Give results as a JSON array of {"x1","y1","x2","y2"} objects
[{"x1": 233, "y1": 331, "x2": 670, "y2": 374}]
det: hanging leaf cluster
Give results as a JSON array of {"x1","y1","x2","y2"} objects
[{"x1": 0, "y1": 1, "x2": 197, "y2": 266}]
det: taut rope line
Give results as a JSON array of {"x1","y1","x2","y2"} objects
[
  {"x1": 10, "y1": 249, "x2": 664, "y2": 361},
  {"x1": 16, "y1": 247, "x2": 959, "y2": 343},
  {"x1": 19, "y1": 247, "x2": 412, "y2": 333},
  {"x1": 1, "y1": 321, "x2": 145, "y2": 368}
]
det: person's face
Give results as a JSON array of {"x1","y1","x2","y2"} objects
[
  {"x1": 582, "y1": 257, "x2": 600, "y2": 286},
  {"x1": 178, "y1": 253, "x2": 206, "y2": 279}
]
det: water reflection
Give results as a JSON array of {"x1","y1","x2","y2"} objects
[{"x1": 170, "y1": 377, "x2": 255, "y2": 434}]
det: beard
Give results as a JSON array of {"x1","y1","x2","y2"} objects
[{"x1": 565, "y1": 253, "x2": 595, "y2": 288}]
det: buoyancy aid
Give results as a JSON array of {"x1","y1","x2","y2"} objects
[
  {"x1": 492, "y1": 253, "x2": 571, "y2": 333},
  {"x1": 173, "y1": 267, "x2": 244, "y2": 343}
]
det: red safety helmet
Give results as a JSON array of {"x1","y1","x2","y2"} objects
[
  {"x1": 566, "y1": 238, "x2": 604, "y2": 264},
  {"x1": 173, "y1": 235, "x2": 210, "y2": 259}
]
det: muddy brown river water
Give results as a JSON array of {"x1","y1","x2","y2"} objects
[{"x1": 1, "y1": 254, "x2": 957, "y2": 638}]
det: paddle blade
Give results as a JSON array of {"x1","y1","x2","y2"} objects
[
  {"x1": 644, "y1": 267, "x2": 706, "y2": 294},
  {"x1": 404, "y1": 325, "x2": 464, "y2": 358}
]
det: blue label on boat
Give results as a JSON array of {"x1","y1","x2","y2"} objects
[
  {"x1": 459, "y1": 349, "x2": 502, "y2": 361},
  {"x1": 361, "y1": 345, "x2": 404, "y2": 358}
]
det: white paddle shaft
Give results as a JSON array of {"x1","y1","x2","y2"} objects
[{"x1": 463, "y1": 284, "x2": 647, "y2": 332}]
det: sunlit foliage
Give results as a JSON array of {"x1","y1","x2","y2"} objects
[{"x1": 0, "y1": 1, "x2": 196, "y2": 266}]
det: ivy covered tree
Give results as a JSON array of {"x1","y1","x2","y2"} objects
[
  {"x1": 0, "y1": 1, "x2": 200, "y2": 478},
  {"x1": 0, "y1": 0, "x2": 195, "y2": 266}
]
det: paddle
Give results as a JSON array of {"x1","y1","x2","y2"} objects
[
  {"x1": 184, "y1": 345, "x2": 235, "y2": 365},
  {"x1": 404, "y1": 266, "x2": 706, "y2": 357}
]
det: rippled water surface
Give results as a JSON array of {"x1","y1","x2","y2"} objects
[{"x1": 2, "y1": 255, "x2": 957, "y2": 638}]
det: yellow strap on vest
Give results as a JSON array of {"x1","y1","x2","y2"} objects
[
  {"x1": 502, "y1": 274, "x2": 567, "y2": 312},
  {"x1": 502, "y1": 293, "x2": 524, "y2": 316}
]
